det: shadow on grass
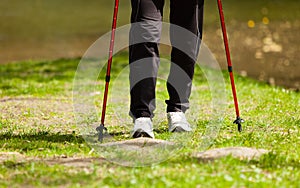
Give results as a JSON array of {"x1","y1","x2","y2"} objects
[
  {"x1": 0, "y1": 130, "x2": 135, "y2": 144},
  {"x1": 0, "y1": 131, "x2": 85, "y2": 144},
  {"x1": 0, "y1": 58, "x2": 81, "y2": 82}
]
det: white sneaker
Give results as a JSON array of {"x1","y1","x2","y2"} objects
[
  {"x1": 131, "y1": 117, "x2": 155, "y2": 139},
  {"x1": 167, "y1": 112, "x2": 192, "y2": 132}
]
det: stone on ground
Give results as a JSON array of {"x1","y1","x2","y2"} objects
[
  {"x1": 99, "y1": 137, "x2": 175, "y2": 148},
  {"x1": 193, "y1": 147, "x2": 269, "y2": 161},
  {"x1": 93, "y1": 137, "x2": 178, "y2": 166}
]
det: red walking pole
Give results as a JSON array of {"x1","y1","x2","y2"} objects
[
  {"x1": 96, "y1": 0, "x2": 120, "y2": 141},
  {"x1": 217, "y1": 0, "x2": 244, "y2": 131}
]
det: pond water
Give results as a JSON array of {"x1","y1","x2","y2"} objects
[{"x1": 1, "y1": 0, "x2": 299, "y2": 90}]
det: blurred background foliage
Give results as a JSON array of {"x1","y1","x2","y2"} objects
[{"x1": 0, "y1": 0, "x2": 299, "y2": 89}]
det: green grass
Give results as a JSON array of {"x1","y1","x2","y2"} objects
[
  {"x1": 0, "y1": 53, "x2": 300, "y2": 187},
  {"x1": 0, "y1": 58, "x2": 80, "y2": 97}
]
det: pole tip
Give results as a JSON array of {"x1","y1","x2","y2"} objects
[
  {"x1": 233, "y1": 117, "x2": 244, "y2": 132},
  {"x1": 96, "y1": 124, "x2": 108, "y2": 142}
]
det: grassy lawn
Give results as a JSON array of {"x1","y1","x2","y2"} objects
[{"x1": 0, "y1": 53, "x2": 300, "y2": 187}]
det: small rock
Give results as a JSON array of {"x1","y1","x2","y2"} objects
[{"x1": 60, "y1": 154, "x2": 67, "y2": 158}]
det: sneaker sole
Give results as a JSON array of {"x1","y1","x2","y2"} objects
[
  {"x1": 171, "y1": 126, "x2": 192, "y2": 133},
  {"x1": 132, "y1": 130, "x2": 153, "y2": 139},
  {"x1": 172, "y1": 127, "x2": 185, "y2": 133}
]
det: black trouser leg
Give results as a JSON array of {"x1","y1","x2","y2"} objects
[
  {"x1": 166, "y1": 0, "x2": 204, "y2": 113},
  {"x1": 129, "y1": 0, "x2": 165, "y2": 119}
]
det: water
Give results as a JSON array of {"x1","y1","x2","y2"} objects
[{"x1": 0, "y1": 0, "x2": 299, "y2": 90}]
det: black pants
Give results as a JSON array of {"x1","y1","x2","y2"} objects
[{"x1": 129, "y1": 0, "x2": 204, "y2": 119}]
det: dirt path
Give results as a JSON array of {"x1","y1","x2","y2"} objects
[{"x1": 0, "y1": 152, "x2": 105, "y2": 172}]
